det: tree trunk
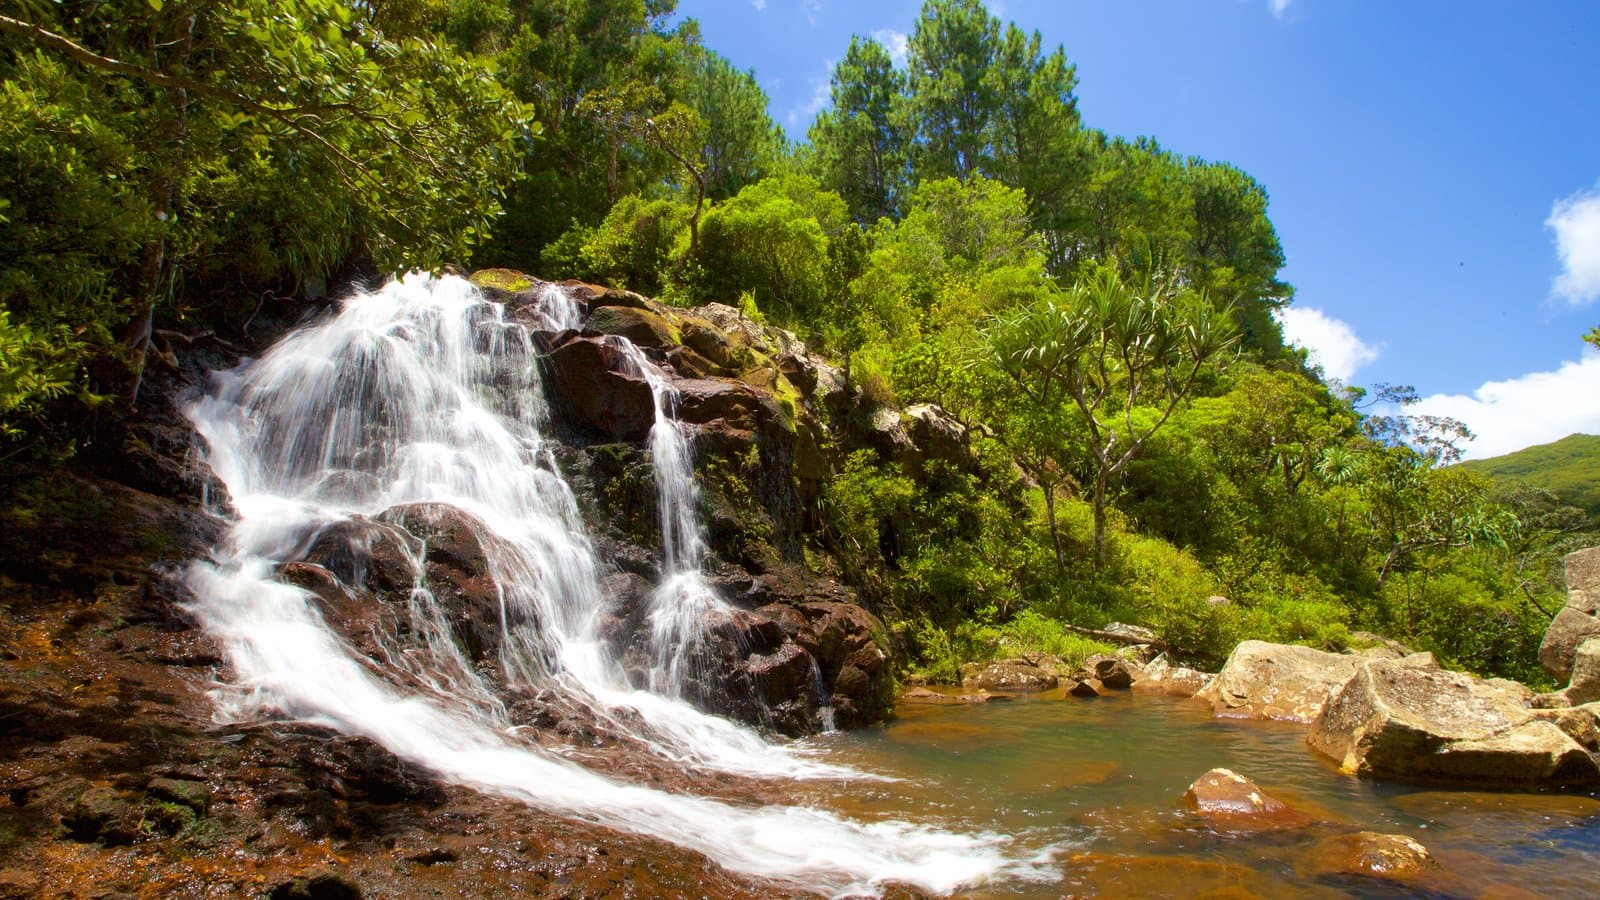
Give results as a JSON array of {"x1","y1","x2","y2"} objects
[
  {"x1": 1092, "y1": 464, "x2": 1109, "y2": 572},
  {"x1": 1042, "y1": 482, "x2": 1067, "y2": 576}
]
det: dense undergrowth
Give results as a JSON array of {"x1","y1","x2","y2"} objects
[{"x1": 3, "y1": 0, "x2": 1593, "y2": 686}]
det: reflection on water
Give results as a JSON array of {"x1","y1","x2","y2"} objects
[{"x1": 795, "y1": 692, "x2": 1600, "y2": 897}]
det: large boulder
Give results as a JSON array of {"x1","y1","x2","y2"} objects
[
  {"x1": 585, "y1": 305, "x2": 679, "y2": 349},
  {"x1": 961, "y1": 659, "x2": 1059, "y2": 692},
  {"x1": 543, "y1": 334, "x2": 657, "y2": 442},
  {"x1": 1195, "y1": 640, "x2": 1365, "y2": 722},
  {"x1": 1133, "y1": 655, "x2": 1212, "y2": 699},
  {"x1": 757, "y1": 597, "x2": 893, "y2": 728},
  {"x1": 1539, "y1": 547, "x2": 1600, "y2": 683},
  {"x1": 1308, "y1": 658, "x2": 1600, "y2": 787}
]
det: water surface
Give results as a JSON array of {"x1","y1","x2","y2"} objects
[{"x1": 797, "y1": 691, "x2": 1600, "y2": 897}]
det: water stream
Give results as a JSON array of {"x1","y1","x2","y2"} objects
[{"x1": 183, "y1": 274, "x2": 1041, "y2": 896}]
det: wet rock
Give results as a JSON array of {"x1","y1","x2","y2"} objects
[
  {"x1": 297, "y1": 735, "x2": 448, "y2": 807},
  {"x1": 1132, "y1": 655, "x2": 1212, "y2": 699},
  {"x1": 676, "y1": 377, "x2": 782, "y2": 437},
  {"x1": 1196, "y1": 640, "x2": 1363, "y2": 722},
  {"x1": 1180, "y1": 768, "x2": 1310, "y2": 829},
  {"x1": 1298, "y1": 832, "x2": 1434, "y2": 882},
  {"x1": 374, "y1": 503, "x2": 518, "y2": 666},
  {"x1": 146, "y1": 777, "x2": 211, "y2": 816},
  {"x1": 1539, "y1": 547, "x2": 1600, "y2": 683},
  {"x1": 758, "y1": 597, "x2": 893, "y2": 728},
  {"x1": 300, "y1": 517, "x2": 416, "y2": 593},
  {"x1": 899, "y1": 687, "x2": 1003, "y2": 705},
  {"x1": 544, "y1": 334, "x2": 657, "y2": 442},
  {"x1": 962, "y1": 658, "x2": 1059, "y2": 692},
  {"x1": 1309, "y1": 658, "x2": 1600, "y2": 787},
  {"x1": 269, "y1": 871, "x2": 364, "y2": 900},
  {"x1": 1069, "y1": 678, "x2": 1106, "y2": 698},
  {"x1": 586, "y1": 305, "x2": 679, "y2": 349},
  {"x1": 63, "y1": 785, "x2": 139, "y2": 846},
  {"x1": 1077, "y1": 654, "x2": 1142, "y2": 690},
  {"x1": 0, "y1": 870, "x2": 41, "y2": 900}
]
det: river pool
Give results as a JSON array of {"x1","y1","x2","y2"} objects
[{"x1": 793, "y1": 691, "x2": 1600, "y2": 897}]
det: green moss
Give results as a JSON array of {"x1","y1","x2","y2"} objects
[{"x1": 468, "y1": 268, "x2": 534, "y2": 293}]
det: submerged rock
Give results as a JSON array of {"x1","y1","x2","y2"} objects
[
  {"x1": 1298, "y1": 832, "x2": 1434, "y2": 883},
  {"x1": 1076, "y1": 654, "x2": 1143, "y2": 690},
  {"x1": 1308, "y1": 658, "x2": 1600, "y2": 787}
]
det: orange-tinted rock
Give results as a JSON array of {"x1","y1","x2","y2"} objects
[
  {"x1": 1070, "y1": 678, "x2": 1106, "y2": 698},
  {"x1": 1298, "y1": 831, "x2": 1434, "y2": 882},
  {"x1": 1196, "y1": 640, "x2": 1361, "y2": 722},
  {"x1": 1181, "y1": 768, "x2": 1313, "y2": 830}
]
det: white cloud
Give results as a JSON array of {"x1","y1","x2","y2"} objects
[
  {"x1": 1548, "y1": 182, "x2": 1600, "y2": 306},
  {"x1": 1274, "y1": 306, "x2": 1380, "y2": 383},
  {"x1": 1270, "y1": 0, "x2": 1293, "y2": 19},
  {"x1": 1412, "y1": 349, "x2": 1600, "y2": 460},
  {"x1": 872, "y1": 29, "x2": 909, "y2": 68},
  {"x1": 805, "y1": 0, "x2": 821, "y2": 24},
  {"x1": 787, "y1": 66, "x2": 832, "y2": 129},
  {"x1": 752, "y1": 0, "x2": 766, "y2": 10}
]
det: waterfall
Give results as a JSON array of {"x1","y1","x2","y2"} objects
[
  {"x1": 183, "y1": 273, "x2": 1039, "y2": 895},
  {"x1": 609, "y1": 339, "x2": 729, "y2": 698}
]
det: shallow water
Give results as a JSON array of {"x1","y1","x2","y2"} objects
[{"x1": 795, "y1": 691, "x2": 1600, "y2": 897}]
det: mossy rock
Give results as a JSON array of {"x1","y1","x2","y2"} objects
[
  {"x1": 587, "y1": 306, "x2": 680, "y2": 349},
  {"x1": 469, "y1": 268, "x2": 535, "y2": 293},
  {"x1": 680, "y1": 317, "x2": 751, "y2": 370}
]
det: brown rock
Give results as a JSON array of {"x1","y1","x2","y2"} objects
[
  {"x1": 1196, "y1": 640, "x2": 1362, "y2": 722},
  {"x1": 544, "y1": 334, "x2": 657, "y2": 441},
  {"x1": 1539, "y1": 546, "x2": 1600, "y2": 682},
  {"x1": 963, "y1": 658, "x2": 1060, "y2": 692},
  {"x1": 899, "y1": 687, "x2": 1002, "y2": 705},
  {"x1": 1308, "y1": 658, "x2": 1600, "y2": 787},
  {"x1": 586, "y1": 305, "x2": 679, "y2": 349},
  {"x1": 1298, "y1": 832, "x2": 1434, "y2": 882},
  {"x1": 1080, "y1": 654, "x2": 1143, "y2": 690},
  {"x1": 1133, "y1": 655, "x2": 1212, "y2": 699},
  {"x1": 1069, "y1": 678, "x2": 1106, "y2": 698},
  {"x1": 1180, "y1": 768, "x2": 1311, "y2": 829}
]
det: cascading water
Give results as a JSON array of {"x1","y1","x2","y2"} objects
[
  {"x1": 609, "y1": 339, "x2": 729, "y2": 697},
  {"x1": 183, "y1": 273, "x2": 1048, "y2": 895}
]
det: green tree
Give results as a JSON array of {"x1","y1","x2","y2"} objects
[
  {"x1": 807, "y1": 36, "x2": 908, "y2": 223},
  {"x1": 904, "y1": 0, "x2": 1001, "y2": 180},
  {"x1": 987, "y1": 264, "x2": 1236, "y2": 568},
  {"x1": 686, "y1": 48, "x2": 785, "y2": 201},
  {"x1": 0, "y1": 1, "x2": 526, "y2": 409}
]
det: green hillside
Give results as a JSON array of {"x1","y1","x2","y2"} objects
[{"x1": 1463, "y1": 433, "x2": 1600, "y2": 519}]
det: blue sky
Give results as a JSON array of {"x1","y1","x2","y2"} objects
[{"x1": 672, "y1": 0, "x2": 1600, "y2": 459}]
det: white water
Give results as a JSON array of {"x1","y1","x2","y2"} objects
[{"x1": 183, "y1": 273, "x2": 1042, "y2": 895}]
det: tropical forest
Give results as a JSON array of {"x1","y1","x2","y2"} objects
[{"x1": 3, "y1": 1, "x2": 1600, "y2": 896}]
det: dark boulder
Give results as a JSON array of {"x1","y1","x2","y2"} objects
[{"x1": 544, "y1": 334, "x2": 657, "y2": 442}]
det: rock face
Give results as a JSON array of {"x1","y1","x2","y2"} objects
[
  {"x1": 1540, "y1": 547, "x2": 1600, "y2": 688},
  {"x1": 1195, "y1": 640, "x2": 1365, "y2": 722},
  {"x1": 1308, "y1": 658, "x2": 1600, "y2": 787}
]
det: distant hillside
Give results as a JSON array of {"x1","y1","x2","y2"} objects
[{"x1": 1462, "y1": 433, "x2": 1600, "y2": 519}]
